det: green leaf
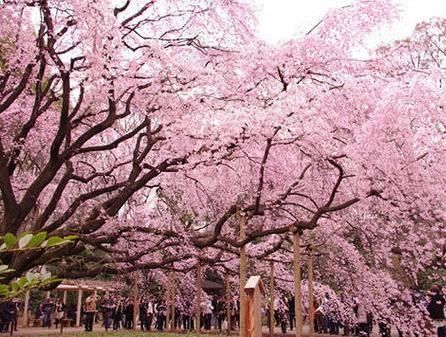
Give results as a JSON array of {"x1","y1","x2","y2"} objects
[
  {"x1": 18, "y1": 234, "x2": 33, "y2": 249},
  {"x1": 63, "y1": 235, "x2": 78, "y2": 241},
  {"x1": 17, "y1": 277, "x2": 28, "y2": 289},
  {"x1": 11, "y1": 282, "x2": 18, "y2": 292},
  {"x1": 46, "y1": 236, "x2": 65, "y2": 247},
  {"x1": 29, "y1": 232, "x2": 47, "y2": 248},
  {"x1": 3, "y1": 233, "x2": 16, "y2": 248},
  {"x1": 0, "y1": 265, "x2": 14, "y2": 274},
  {"x1": 0, "y1": 285, "x2": 9, "y2": 295}
]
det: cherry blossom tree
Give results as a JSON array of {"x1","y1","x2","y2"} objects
[{"x1": 0, "y1": 0, "x2": 256, "y2": 279}]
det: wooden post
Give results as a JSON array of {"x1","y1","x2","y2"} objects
[
  {"x1": 46, "y1": 291, "x2": 50, "y2": 299},
  {"x1": 269, "y1": 261, "x2": 275, "y2": 337},
  {"x1": 167, "y1": 272, "x2": 175, "y2": 331},
  {"x1": 171, "y1": 272, "x2": 176, "y2": 331},
  {"x1": 293, "y1": 231, "x2": 303, "y2": 337},
  {"x1": 22, "y1": 290, "x2": 30, "y2": 328},
  {"x1": 225, "y1": 272, "x2": 231, "y2": 335},
  {"x1": 308, "y1": 245, "x2": 315, "y2": 337},
  {"x1": 76, "y1": 288, "x2": 83, "y2": 327},
  {"x1": 63, "y1": 290, "x2": 67, "y2": 305},
  {"x1": 166, "y1": 274, "x2": 171, "y2": 331},
  {"x1": 196, "y1": 262, "x2": 202, "y2": 337},
  {"x1": 133, "y1": 281, "x2": 139, "y2": 330},
  {"x1": 239, "y1": 215, "x2": 247, "y2": 337},
  {"x1": 244, "y1": 276, "x2": 264, "y2": 337}
]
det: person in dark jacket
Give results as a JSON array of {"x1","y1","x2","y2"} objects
[
  {"x1": 41, "y1": 298, "x2": 54, "y2": 328},
  {"x1": 139, "y1": 297, "x2": 149, "y2": 331},
  {"x1": 288, "y1": 296, "x2": 295, "y2": 331},
  {"x1": 101, "y1": 295, "x2": 115, "y2": 331},
  {"x1": 156, "y1": 300, "x2": 166, "y2": 331},
  {"x1": 123, "y1": 300, "x2": 134, "y2": 329},
  {"x1": 112, "y1": 299, "x2": 123, "y2": 330},
  {"x1": 427, "y1": 285, "x2": 446, "y2": 337},
  {"x1": 0, "y1": 300, "x2": 14, "y2": 333}
]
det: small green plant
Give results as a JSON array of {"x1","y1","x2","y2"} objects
[{"x1": 0, "y1": 232, "x2": 77, "y2": 298}]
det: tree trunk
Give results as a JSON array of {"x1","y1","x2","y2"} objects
[
  {"x1": 308, "y1": 245, "x2": 314, "y2": 337},
  {"x1": 226, "y1": 272, "x2": 231, "y2": 335},
  {"x1": 269, "y1": 261, "x2": 275, "y2": 337},
  {"x1": 293, "y1": 232, "x2": 303, "y2": 337},
  {"x1": 239, "y1": 215, "x2": 247, "y2": 337},
  {"x1": 171, "y1": 272, "x2": 176, "y2": 331},
  {"x1": 196, "y1": 262, "x2": 202, "y2": 337}
]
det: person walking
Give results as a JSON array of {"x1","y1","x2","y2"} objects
[
  {"x1": 54, "y1": 299, "x2": 65, "y2": 329},
  {"x1": 156, "y1": 300, "x2": 166, "y2": 331},
  {"x1": 101, "y1": 295, "x2": 115, "y2": 331},
  {"x1": 139, "y1": 297, "x2": 149, "y2": 331},
  {"x1": 113, "y1": 299, "x2": 123, "y2": 330},
  {"x1": 427, "y1": 285, "x2": 446, "y2": 337},
  {"x1": 288, "y1": 296, "x2": 296, "y2": 331},
  {"x1": 147, "y1": 297, "x2": 154, "y2": 330},
  {"x1": 41, "y1": 298, "x2": 54, "y2": 328},
  {"x1": 84, "y1": 293, "x2": 99, "y2": 332},
  {"x1": 123, "y1": 299, "x2": 134, "y2": 329}
]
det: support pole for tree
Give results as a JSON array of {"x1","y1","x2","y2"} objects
[
  {"x1": 167, "y1": 274, "x2": 171, "y2": 331},
  {"x1": 133, "y1": 280, "x2": 139, "y2": 330},
  {"x1": 22, "y1": 290, "x2": 30, "y2": 328},
  {"x1": 269, "y1": 261, "x2": 275, "y2": 337},
  {"x1": 172, "y1": 272, "x2": 176, "y2": 331},
  {"x1": 293, "y1": 231, "x2": 303, "y2": 337},
  {"x1": 239, "y1": 214, "x2": 247, "y2": 337},
  {"x1": 196, "y1": 262, "x2": 202, "y2": 337},
  {"x1": 308, "y1": 245, "x2": 315, "y2": 337},
  {"x1": 76, "y1": 288, "x2": 83, "y2": 328},
  {"x1": 225, "y1": 272, "x2": 231, "y2": 335}
]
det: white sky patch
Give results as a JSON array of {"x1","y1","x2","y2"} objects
[{"x1": 255, "y1": 0, "x2": 446, "y2": 46}]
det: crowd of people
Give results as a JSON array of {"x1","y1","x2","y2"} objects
[
  {"x1": 269, "y1": 287, "x2": 445, "y2": 337},
  {"x1": 80, "y1": 293, "x2": 238, "y2": 333},
  {"x1": 72, "y1": 285, "x2": 446, "y2": 337},
  {"x1": 0, "y1": 284, "x2": 444, "y2": 336},
  {"x1": 0, "y1": 298, "x2": 18, "y2": 333}
]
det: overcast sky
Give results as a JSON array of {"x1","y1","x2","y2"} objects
[{"x1": 255, "y1": 0, "x2": 446, "y2": 47}]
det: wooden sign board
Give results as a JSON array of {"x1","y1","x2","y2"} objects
[{"x1": 244, "y1": 276, "x2": 264, "y2": 337}]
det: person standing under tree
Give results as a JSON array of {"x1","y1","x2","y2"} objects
[
  {"x1": 139, "y1": 297, "x2": 149, "y2": 331},
  {"x1": 84, "y1": 293, "x2": 99, "y2": 332},
  {"x1": 113, "y1": 298, "x2": 123, "y2": 330},
  {"x1": 101, "y1": 294, "x2": 115, "y2": 332},
  {"x1": 42, "y1": 298, "x2": 54, "y2": 328},
  {"x1": 147, "y1": 297, "x2": 154, "y2": 330},
  {"x1": 288, "y1": 296, "x2": 295, "y2": 331},
  {"x1": 54, "y1": 299, "x2": 65, "y2": 329},
  {"x1": 427, "y1": 285, "x2": 446, "y2": 337},
  {"x1": 156, "y1": 300, "x2": 166, "y2": 331}
]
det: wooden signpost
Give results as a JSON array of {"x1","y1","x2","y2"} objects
[{"x1": 244, "y1": 276, "x2": 264, "y2": 337}]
